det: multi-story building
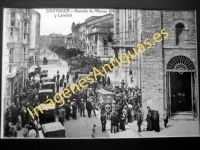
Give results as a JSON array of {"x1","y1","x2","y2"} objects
[
  {"x1": 112, "y1": 9, "x2": 199, "y2": 120},
  {"x1": 85, "y1": 13, "x2": 114, "y2": 57},
  {"x1": 66, "y1": 14, "x2": 114, "y2": 56},
  {"x1": 68, "y1": 22, "x2": 86, "y2": 53},
  {"x1": 49, "y1": 33, "x2": 65, "y2": 46},
  {"x1": 29, "y1": 9, "x2": 41, "y2": 66},
  {"x1": 2, "y1": 8, "x2": 32, "y2": 111}
]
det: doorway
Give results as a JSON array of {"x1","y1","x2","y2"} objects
[
  {"x1": 170, "y1": 72, "x2": 192, "y2": 112},
  {"x1": 166, "y1": 55, "x2": 196, "y2": 118},
  {"x1": 166, "y1": 72, "x2": 195, "y2": 118}
]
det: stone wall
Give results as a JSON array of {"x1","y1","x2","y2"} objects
[
  {"x1": 141, "y1": 10, "x2": 164, "y2": 118},
  {"x1": 162, "y1": 10, "x2": 198, "y2": 119},
  {"x1": 141, "y1": 10, "x2": 198, "y2": 119}
]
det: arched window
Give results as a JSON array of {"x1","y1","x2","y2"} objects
[
  {"x1": 175, "y1": 23, "x2": 185, "y2": 45},
  {"x1": 167, "y1": 55, "x2": 195, "y2": 71}
]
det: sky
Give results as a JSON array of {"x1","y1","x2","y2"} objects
[{"x1": 35, "y1": 9, "x2": 113, "y2": 36}]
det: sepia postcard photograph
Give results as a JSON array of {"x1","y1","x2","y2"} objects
[{"x1": 1, "y1": 7, "x2": 199, "y2": 139}]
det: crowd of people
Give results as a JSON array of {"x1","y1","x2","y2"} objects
[
  {"x1": 4, "y1": 77, "x2": 42, "y2": 137},
  {"x1": 4, "y1": 55, "x2": 167, "y2": 138}
]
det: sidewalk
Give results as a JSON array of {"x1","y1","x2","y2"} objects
[{"x1": 127, "y1": 119, "x2": 199, "y2": 137}]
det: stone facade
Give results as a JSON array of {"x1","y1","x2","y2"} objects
[
  {"x1": 140, "y1": 10, "x2": 198, "y2": 119},
  {"x1": 2, "y1": 8, "x2": 33, "y2": 111}
]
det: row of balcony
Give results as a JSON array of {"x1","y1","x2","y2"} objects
[{"x1": 88, "y1": 27, "x2": 114, "y2": 35}]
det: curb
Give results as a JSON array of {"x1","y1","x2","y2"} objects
[{"x1": 127, "y1": 123, "x2": 143, "y2": 137}]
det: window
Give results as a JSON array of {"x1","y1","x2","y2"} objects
[
  {"x1": 175, "y1": 23, "x2": 185, "y2": 45},
  {"x1": 104, "y1": 47, "x2": 108, "y2": 55},
  {"x1": 9, "y1": 64, "x2": 12, "y2": 73},
  {"x1": 11, "y1": 12, "x2": 15, "y2": 18},
  {"x1": 9, "y1": 48, "x2": 14, "y2": 63},
  {"x1": 10, "y1": 28, "x2": 13, "y2": 36}
]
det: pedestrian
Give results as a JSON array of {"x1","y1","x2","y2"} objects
[
  {"x1": 121, "y1": 80, "x2": 125, "y2": 88},
  {"x1": 62, "y1": 74, "x2": 65, "y2": 81},
  {"x1": 107, "y1": 76, "x2": 110, "y2": 85},
  {"x1": 4, "y1": 122, "x2": 11, "y2": 137},
  {"x1": 57, "y1": 106, "x2": 65, "y2": 126},
  {"x1": 163, "y1": 109, "x2": 168, "y2": 128},
  {"x1": 65, "y1": 100, "x2": 71, "y2": 120},
  {"x1": 72, "y1": 101, "x2": 77, "y2": 120},
  {"x1": 5, "y1": 107, "x2": 10, "y2": 126},
  {"x1": 137, "y1": 107, "x2": 143, "y2": 132},
  {"x1": 53, "y1": 75, "x2": 56, "y2": 82},
  {"x1": 56, "y1": 81, "x2": 60, "y2": 93},
  {"x1": 64, "y1": 78, "x2": 67, "y2": 88},
  {"x1": 20, "y1": 106, "x2": 27, "y2": 128},
  {"x1": 91, "y1": 124, "x2": 96, "y2": 138},
  {"x1": 16, "y1": 113, "x2": 22, "y2": 130},
  {"x1": 57, "y1": 73, "x2": 60, "y2": 81},
  {"x1": 80, "y1": 99, "x2": 86, "y2": 117},
  {"x1": 100, "y1": 111, "x2": 107, "y2": 132},
  {"x1": 120, "y1": 113, "x2": 126, "y2": 131},
  {"x1": 91, "y1": 99, "x2": 96, "y2": 117},
  {"x1": 86, "y1": 99, "x2": 92, "y2": 118},
  {"x1": 23, "y1": 124, "x2": 29, "y2": 137},
  {"x1": 60, "y1": 78, "x2": 63, "y2": 87},
  {"x1": 110, "y1": 112, "x2": 117, "y2": 133},
  {"x1": 11, "y1": 104, "x2": 18, "y2": 125},
  {"x1": 155, "y1": 111, "x2": 160, "y2": 132},
  {"x1": 66, "y1": 72, "x2": 69, "y2": 83},
  {"x1": 146, "y1": 107, "x2": 153, "y2": 131},
  {"x1": 152, "y1": 110, "x2": 160, "y2": 132}
]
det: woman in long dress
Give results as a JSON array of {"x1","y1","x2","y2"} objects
[{"x1": 16, "y1": 113, "x2": 22, "y2": 130}]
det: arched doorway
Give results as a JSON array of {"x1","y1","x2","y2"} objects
[{"x1": 166, "y1": 55, "x2": 196, "y2": 119}]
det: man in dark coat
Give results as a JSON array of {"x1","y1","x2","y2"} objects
[
  {"x1": 62, "y1": 74, "x2": 65, "y2": 81},
  {"x1": 72, "y1": 101, "x2": 77, "y2": 120},
  {"x1": 100, "y1": 111, "x2": 107, "y2": 132},
  {"x1": 80, "y1": 99, "x2": 86, "y2": 117},
  {"x1": 110, "y1": 111, "x2": 117, "y2": 133},
  {"x1": 53, "y1": 75, "x2": 56, "y2": 82},
  {"x1": 56, "y1": 81, "x2": 60, "y2": 93},
  {"x1": 57, "y1": 73, "x2": 60, "y2": 81},
  {"x1": 86, "y1": 100, "x2": 92, "y2": 118},
  {"x1": 60, "y1": 78, "x2": 63, "y2": 87},
  {"x1": 107, "y1": 76, "x2": 110, "y2": 85},
  {"x1": 152, "y1": 110, "x2": 160, "y2": 132},
  {"x1": 65, "y1": 100, "x2": 71, "y2": 120},
  {"x1": 20, "y1": 106, "x2": 27, "y2": 127},
  {"x1": 66, "y1": 73, "x2": 69, "y2": 83},
  {"x1": 57, "y1": 106, "x2": 65, "y2": 126},
  {"x1": 146, "y1": 107, "x2": 153, "y2": 131},
  {"x1": 120, "y1": 113, "x2": 126, "y2": 131},
  {"x1": 11, "y1": 105, "x2": 18, "y2": 125},
  {"x1": 114, "y1": 111, "x2": 119, "y2": 132},
  {"x1": 137, "y1": 107, "x2": 143, "y2": 132}
]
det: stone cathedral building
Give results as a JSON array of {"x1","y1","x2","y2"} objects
[{"x1": 112, "y1": 9, "x2": 198, "y2": 119}]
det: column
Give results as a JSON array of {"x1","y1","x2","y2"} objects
[{"x1": 97, "y1": 34, "x2": 100, "y2": 56}]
